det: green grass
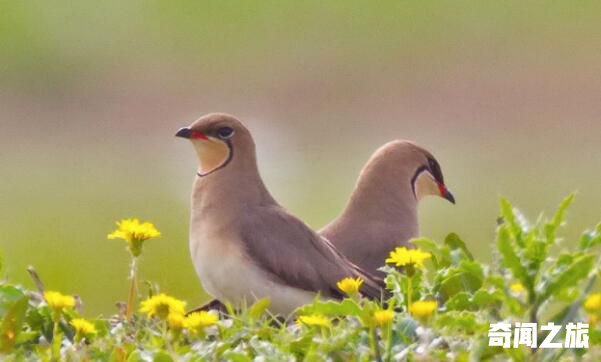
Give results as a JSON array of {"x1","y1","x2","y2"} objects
[{"x1": 1, "y1": 195, "x2": 600, "y2": 360}]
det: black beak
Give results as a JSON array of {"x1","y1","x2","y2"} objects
[
  {"x1": 175, "y1": 127, "x2": 192, "y2": 139},
  {"x1": 443, "y1": 189, "x2": 456, "y2": 204}
]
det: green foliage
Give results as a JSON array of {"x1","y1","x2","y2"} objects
[{"x1": 0, "y1": 194, "x2": 600, "y2": 360}]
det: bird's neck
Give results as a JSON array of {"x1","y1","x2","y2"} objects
[
  {"x1": 191, "y1": 160, "x2": 276, "y2": 218},
  {"x1": 338, "y1": 175, "x2": 419, "y2": 233}
]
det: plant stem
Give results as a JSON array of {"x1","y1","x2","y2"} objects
[
  {"x1": 368, "y1": 327, "x2": 382, "y2": 362},
  {"x1": 407, "y1": 277, "x2": 413, "y2": 314},
  {"x1": 384, "y1": 323, "x2": 392, "y2": 362},
  {"x1": 52, "y1": 319, "x2": 61, "y2": 362},
  {"x1": 126, "y1": 257, "x2": 139, "y2": 320}
]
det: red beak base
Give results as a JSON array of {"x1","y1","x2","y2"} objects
[
  {"x1": 190, "y1": 131, "x2": 208, "y2": 140},
  {"x1": 438, "y1": 182, "x2": 456, "y2": 204}
]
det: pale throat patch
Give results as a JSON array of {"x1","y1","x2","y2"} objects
[
  {"x1": 414, "y1": 170, "x2": 440, "y2": 201},
  {"x1": 193, "y1": 138, "x2": 231, "y2": 175}
]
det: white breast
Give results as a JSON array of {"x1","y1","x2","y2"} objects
[{"x1": 189, "y1": 226, "x2": 315, "y2": 315}]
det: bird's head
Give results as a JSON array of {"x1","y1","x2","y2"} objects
[
  {"x1": 176, "y1": 113, "x2": 253, "y2": 177},
  {"x1": 366, "y1": 140, "x2": 455, "y2": 204}
]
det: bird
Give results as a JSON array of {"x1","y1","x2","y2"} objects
[
  {"x1": 320, "y1": 140, "x2": 455, "y2": 277},
  {"x1": 175, "y1": 113, "x2": 385, "y2": 315}
]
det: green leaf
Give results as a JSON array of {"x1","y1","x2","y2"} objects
[
  {"x1": 496, "y1": 225, "x2": 529, "y2": 286},
  {"x1": 544, "y1": 194, "x2": 575, "y2": 245},
  {"x1": 434, "y1": 311, "x2": 486, "y2": 335},
  {"x1": 394, "y1": 317, "x2": 417, "y2": 344},
  {"x1": 0, "y1": 286, "x2": 25, "y2": 316},
  {"x1": 223, "y1": 352, "x2": 252, "y2": 362},
  {"x1": 0, "y1": 295, "x2": 29, "y2": 352},
  {"x1": 153, "y1": 351, "x2": 174, "y2": 362},
  {"x1": 472, "y1": 289, "x2": 502, "y2": 308},
  {"x1": 436, "y1": 262, "x2": 483, "y2": 300},
  {"x1": 445, "y1": 292, "x2": 472, "y2": 311},
  {"x1": 538, "y1": 253, "x2": 595, "y2": 302},
  {"x1": 499, "y1": 198, "x2": 526, "y2": 247},
  {"x1": 459, "y1": 260, "x2": 484, "y2": 282},
  {"x1": 126, "y1": 351, "x2": 145, "y2": 362},
  {"x1": 248, "y1": 298, "x2": 271, "y2": 320},
  {"x1": 579, "y1": 222, "x2": 601, "y2": 250},
  {"x1": 296, "y1": 298, "x2": 362, "y2": 317},
  {"x1": 444, "y1": 233, "x2": 474, "y2": 260}
]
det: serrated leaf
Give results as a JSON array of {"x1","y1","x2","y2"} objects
[
  {"x1": 579, "y1": 222, "x2": 601, "y2": 251},
  {"x1": 436, "y1": 266, "x2": 483, "y2": 300},
  {"x1": 496, "y1": 225, "x2": 529, "y2": 286},
  {"x1": 459, "y1": 260, "x2": 484, "y2": 282},
  {"x1": 524, "y1": 239, "x2": 547, "y2": 264},
  {"x1": 472, "y1": 289, "x2": 502, "y2": 308},
  {"x1": 445, "y1": 292, "x2": 472, "y2": 311},
  {"x1": 444, "y1": 233, "x2": 474, "y2": 260},
  {"x1": 434, "y1": 311, "x2": 486, "y2": 334},
  {"x1": 538, "y1": 254, "x2": 595, "y2": 302},
  {"x1": 544, "y1": 194, "x2": 575, "y2": 245},
  {"x1": 499, "y1": 198, "x2": 526, "y2": 247}
]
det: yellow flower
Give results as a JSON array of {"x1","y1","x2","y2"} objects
[
  {"x1": 510, "y1": 282, "x2": 525, "y2": 293},
  {"x1": 139, "y1": 294, "x2": 186, "y2": 320},
  {"x1": 184, "y1": 311, "x2": 219, "y2": 333},
  {"x1": 336, "y1": 277, "x2": 363, "y2": 296},
  {"x1": 373, "y1": 309, "x2": 394, "y2": 327},
  {"x1": 589, "y1": 314, "x2": 599, "y2": 325},
  {"x1": 168, "y1": 312, "x2": 185, "y2": 330},
  {"x1": 70, "y1": 318, "x2": 97, "y2": 336},
  {"x1": 385, "y1": 247, "x2": 431, "y2": 268},
  {"x1": 44, "y1": 291, "x2": 75, "y2": 310},
  {"x1": 108, "y1": 218, "x2": 160, "y2": 257},
  {"x1": 584, "y1": 293, "x2": 601, "y2": 312},
  {"x1": 409, "y1": 300, "x2": 438, "y2": 318},
  {"x1": 297, "y1": 314, "x2": 331, "y2": 328}
]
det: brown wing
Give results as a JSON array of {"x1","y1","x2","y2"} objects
[{"x1": 238, "y1": 205, "x2": 385, "y2": 300}]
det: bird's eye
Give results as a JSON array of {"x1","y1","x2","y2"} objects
[
  {"x1": 428, "y1": 159, "x2": 436, "y2": 170},
  {"x1": 216, "y1": 127, "x2": 235, "y2": 139}
]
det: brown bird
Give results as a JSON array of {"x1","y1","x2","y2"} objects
[
  {"x1": 176, "y1": 113, "x2": 385, "y2": 315},
  {"x1": 320, "y1": 140, "x2": 455, "y2": 276}
]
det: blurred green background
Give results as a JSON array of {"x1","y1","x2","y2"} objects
[{"x1": 2, "y1": 1, "x2": 601, "y2": 315}]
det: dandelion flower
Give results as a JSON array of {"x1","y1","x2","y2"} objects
[
  {"x1": 168, "y1": 312, "x2": 185, "y2": 331},
  {"x1": 385, "y1": 247, "x2": 431, "y2": 268},
  {"x1": 409, "y1": 300, "x2": 438, "y2": 318},
  {"x1": 336, "y1": 277, "x2": 363, "y2": 297},
  {"x1": 44, "y1": 291, "x2": 75, "y2": 310},
  {"x1": 510, "y1": 282, "x2": 525, "y2": 293},
  {"x1": 184, "y1": 311, "x2": 218, "y2": 333},
  {"x1": 584, "y1": 293, "x2": 601, "y2": 312},
  {"x1": 139, "y1": 294, "x2": 186, "y2": 320},
  {"x1": 70, "y1": 318, "x2": 97, "y2": 336},
  {"x1": 108, "y1": 218, "x2": 160, "y2": 257},
  {"x1": 297, "y1": 314, "x2": 331, "y2": 328},
  {"x1": 373, "y1": 309, "x2": 394, "y2": 327}
]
